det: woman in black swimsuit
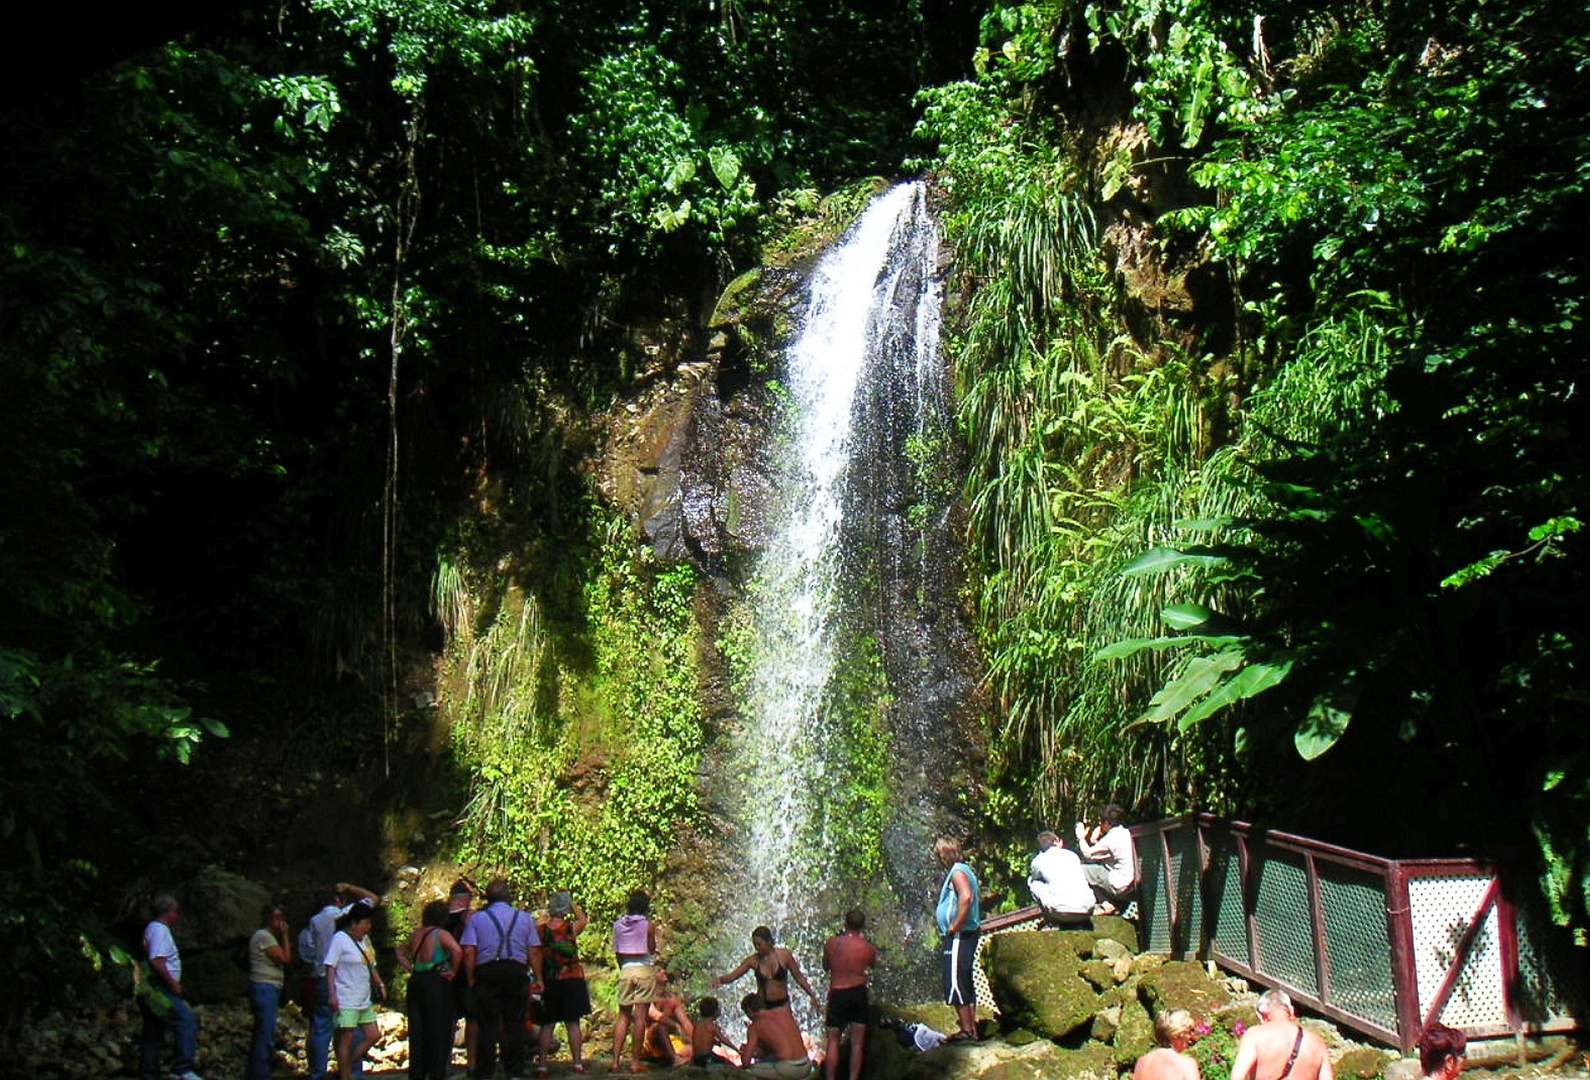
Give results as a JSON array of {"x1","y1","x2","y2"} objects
[{"x1": 711, "y1": 926, "x2": 819, "y2": 1011}]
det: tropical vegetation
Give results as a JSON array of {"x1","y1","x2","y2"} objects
[{"x1": 2, "y1": 0, "x2": 1587, "y2": 1039}]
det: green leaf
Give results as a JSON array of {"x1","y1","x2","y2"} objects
[
  {"x1": 1161, "y1": 603, "x2": 1216, "y2": 630},
  {"x1": 1295, "y1": 691, "x2": 1354, "y2": 760},
  {"x1": 663, "y1": 158, "x2": 696, "y2": 194},
  {"x1": 1092, "y1": 633, "x2": 1245, "y2": 661},
  {"x1": 1120, "y1": 547, "x2": 1225, "y2": 577},
  {"x1": 1177, "y1": 658, "x2": 1293, "y2": 731},
  {"x1": 707, "y1": 146, "x2": 741, "y2": 191},
  {"x1": 1139, "y1": 650, "x2": 1245, "y2": 725}
]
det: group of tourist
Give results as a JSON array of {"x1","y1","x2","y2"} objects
[
  {"x1": 1026, "y1": 804, "x2": 1140, "y2": 920},
  {"x1": 134, "y1": 820, "x2": 1481, "y2": 1080}
]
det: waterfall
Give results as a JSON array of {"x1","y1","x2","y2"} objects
[{"x1": 713, "y1": 181, "x2": 973, "y2": 1024}]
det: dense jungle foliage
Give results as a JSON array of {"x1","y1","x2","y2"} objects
[{"x1": 1, "y1": 0, "x2": 1586, "y2": 1034}]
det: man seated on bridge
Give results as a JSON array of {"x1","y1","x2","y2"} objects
[
  {"x1": 1076, "y1": 803, "x2": 1138, "y2": 914},
  {"x1": 1028, "y1": 831, "x2": 1096, "y2": 921}
]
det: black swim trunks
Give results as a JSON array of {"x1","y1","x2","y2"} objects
[{"x1": 825, "y1": 984, "x2": 869, "y2": 1028}]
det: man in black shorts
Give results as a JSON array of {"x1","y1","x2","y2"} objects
[{"x1": 821, "y1": 908, "x2": 877, "y2": 1080}]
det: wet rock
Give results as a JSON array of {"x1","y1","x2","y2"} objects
[{"x1": 1136, "y1": 959, "x2": 1232, "y2": 1025}]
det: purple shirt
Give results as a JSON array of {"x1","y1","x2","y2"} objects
[{"x1": 460, "y1": 901, "x2": 539, "y2": 964}]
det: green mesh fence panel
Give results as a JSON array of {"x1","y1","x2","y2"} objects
[
  {"x1": 1206, "y1": 831, "x2": 1249, "y2": 969},
  {"x1": 1253, "y1": 849, "x2": 1319, "y2": 998},
  {"x1": 1167, "y1": 826, "x2": 1202, "y2": 956},
  {"x1": 1139, "y1": 834, "x2": 1171, "y2": 953},
  {"x1": 1317, "y1": 861, "x2": 1396, "y2": 1029}
]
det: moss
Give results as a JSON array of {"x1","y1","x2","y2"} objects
[
  {"x1": 1136, "y1": 960, "x2": 1232, "y2": 1025},
  {"x1": 984, "y1": 932, "x2": 1101, "y2": 1041},
  {"x1": 1080, "y1": 960, "x2": 1116, "y2": 991},
  {"x1": 1114, "y1": 996, "x2": 1155, "y2": 1064},
  {"x1": 1091, "y1": 915, "x2": 1139, "y2": 954},
  {"x1": 1047, "y1": 1042, "x2": 1121, "y2": 1080},
  {"x1": 1336, "y1": 1047, "x2": 1392, "y2": 1079}
]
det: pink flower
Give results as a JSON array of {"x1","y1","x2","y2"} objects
[
  {"x1": 1195, "y1": 1021, "x2": 1211, "y2": 1036},
  {"x1": 1234, "y1": 1021, "x2": 1247, "y2": 1036}
]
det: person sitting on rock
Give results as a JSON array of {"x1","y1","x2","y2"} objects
[
  {"x1": 1133, "y1": 1009, "x2": 1200, "y2": 1080},
  {"x1": 1075, "y1": 804, "x2": 1138, "y2": 914},
  {"x1": 740, "y1": 993, "x2": 814, "y2": 1079},
  {"x1": 690, "y1": 996, "x2": 737, "y2": 1068},
  {"x1": 1028, "y1": 831, "x2": 1096, "y2": 920}
]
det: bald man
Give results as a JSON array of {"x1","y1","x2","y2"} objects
[{"x1": 1230, "y1": 990, "x2": 1333, "y2": 1080}]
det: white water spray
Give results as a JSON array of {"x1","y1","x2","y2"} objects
[{"x1": 717, "y1": 182, "x2": 948, "y2": 1015}]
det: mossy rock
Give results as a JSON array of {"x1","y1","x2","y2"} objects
[
  {"x1": 984, "y1": 933, "x2": 1100, "y2": 1041},
  {"x1": 1080, "y1": 960, "x2": 1116, "y2": 991},
  {"x1": 1091, "y1": 915, "x2": 1139, "y2": 955},
  {"x1": 1136, "y1": 960, "x2": 1232, "y2": 1024},
  {"x1": 1336, "y1": 1047, "x2": 1392, "y2": 1079},
  {"x1": 880, "y1": 1003, "x2": 967, "y2": 1034},
  {"x1": 1047, "y1": 1041, "x2": 1120, "y2": 1080},
  {"x1": 1004, "y1": 1027, "x2": 1043, "y2": 1047},
  {"x1": 1091, "y1": 1004, "x2": 1122, "y2": 1043},
  {"x1": 1113, "y1": 996, "x2": 1155, "y2": 1064},
  {"x1": 861, "y1": 1026, "x2": 956, "y2": 1080}
]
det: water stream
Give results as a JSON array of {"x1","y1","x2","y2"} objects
[{"x1": 712, "y1": 181, "x2": 976, "y2": 1027}]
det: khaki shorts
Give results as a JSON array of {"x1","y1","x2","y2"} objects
[
  {"x1": 745, "y1": 1059, "x2": 814, "y2": 1079},
  {"x1": 616, "y1": 963, "x2": 662, "y2": 1006}
]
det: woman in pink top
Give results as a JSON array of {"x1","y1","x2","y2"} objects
[{"x1": 611, "y1": 890, "x2": 660, "y2": 1073}]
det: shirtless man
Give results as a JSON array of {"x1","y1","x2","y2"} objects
[
  {"x1": 740, "y1": 993, "x2": 813, "y2": 1079},
  {"x1": 822, "y1": 908, "x2": 878, "y2": 1080},
  {"x1": 1133, "y1": 1009, "x2": 1200, "y2": 1080},
  {"x1": 1230, "y1": 990, "x2": 1334, "y2": 1080}
]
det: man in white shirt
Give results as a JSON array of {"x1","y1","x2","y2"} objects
[
  {"x1": 1075, "y1": 804, "x2": 1138, "y2": 913},
  {"x1": 1028, "y1": 831, "x2": 1096, "y2": 918},
  {"x1": 140, "y1": 893, "x2": 201, "y2": 1080},
  {"x1": 304, "y1": 881, "x2": 381, "y2": 1080}
]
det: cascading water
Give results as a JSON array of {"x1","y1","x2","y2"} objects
[{"x1": 710, "y1": 181, "x2": 979, "y2": 1029}]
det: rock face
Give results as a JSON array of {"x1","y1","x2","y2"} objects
[{"x1": 170, "y1": 865, "x2": 272, "y2": 1004}]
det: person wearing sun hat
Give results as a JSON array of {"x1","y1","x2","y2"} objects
[{"x1": 535, "y1": 890, "x2": 591, "y2": 1076}]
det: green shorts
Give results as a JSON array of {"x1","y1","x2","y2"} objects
[{"x1": 336, "y1": 1005, "x2": 378, "y2": 1028}]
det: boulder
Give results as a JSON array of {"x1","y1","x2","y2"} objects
[
  {"x1": 1383, "y1": 1059, "x2": 1422, "y2": 1080},
  {"x1": 1091, "y1": 915, "x2": 1139, "y2": 955},
  {"x1": 1091, "y1": 1004, "x2": 1121, "y2": 1043},
  {"x1": 170, "y1": 866, "x2": 271, "y2": 1003},
  {"x1": 1047, "y1": 1042, "x2": 1120, "y2": 1080},
  {"x1": 1136, "y1": 960, "x2": 1232, "y2": 1025},
  {"x1": 1113, "y1": 996, "x2": 1156, "y2": 1064},
  {"x1": 1079, "y1": 960, "x2": 1115, "y2": 991},
  {"x1": 1336, "y1": 1047, "x2": 1393, "y2": 1078},
  {"x1": 983, "y1": 933, "x2": 1100, "y2": 1041}
]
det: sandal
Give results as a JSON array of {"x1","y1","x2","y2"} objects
[{"x1": 946, "y1": 1031, "x2": 977, "y2": 1044}]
